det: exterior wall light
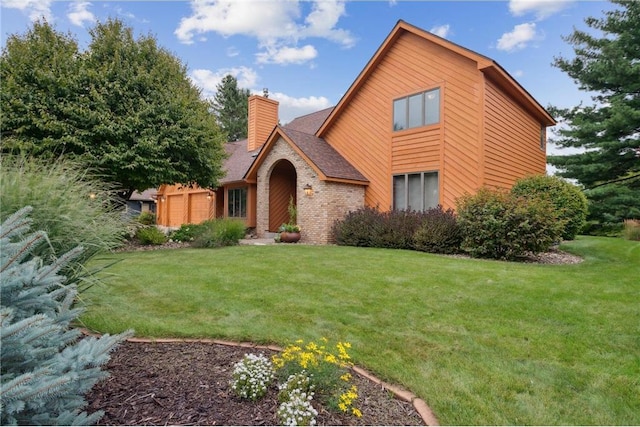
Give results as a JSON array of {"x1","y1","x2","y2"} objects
[{"x1": 303, "y1": 184, "x2": 314, "y2": 196}]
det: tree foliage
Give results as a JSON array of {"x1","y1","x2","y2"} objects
[
  {"x1": 0, "y1": 207, "x2": 131, "y2": 425},
  {"x1": 212, "y1": 74, "x2": 250, "y2": 142},
  {"x1": 549, "y1": 0, "x2": 640, "y2": 222},
  {"x1": 1, "y1": 19, "x2": 226, "y2": 200}
]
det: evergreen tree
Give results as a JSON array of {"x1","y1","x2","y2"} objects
[
  {"x1": 549, "y1": 0, "x2": 640, "y2": 226},
  {"x1": 0, "y1": 207, "x2": 132, "y2": 425},
  {"x1": 1, "y1": 19, "x2": 227, "y2": 201},
  {"x1": 212, "y1": 75, "x2": 251, "y2": 142}
]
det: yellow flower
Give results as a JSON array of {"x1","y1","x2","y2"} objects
[
  {"x1": 340, "y1": 373, "x2": 352, "y2": 382},
  {"x1": 352, "y1": 408, "x2": 363, "y2": 418}
]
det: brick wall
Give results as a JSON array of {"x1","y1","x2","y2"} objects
[{"x1": 257, "y1": 137, "x2": 365, "y2": 244}]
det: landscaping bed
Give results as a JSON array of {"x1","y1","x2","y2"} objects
[{"x1": 86, "y1": 341, "x2": 425, "y2": 426}]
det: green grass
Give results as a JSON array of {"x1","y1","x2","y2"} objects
[{"x1": 81, "y1": 237, "x2": 639, "y2": 425}]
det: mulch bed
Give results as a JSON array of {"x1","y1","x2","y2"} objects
[{"x1": 86, "y1": 341, "x2": 426, "y2": 426}]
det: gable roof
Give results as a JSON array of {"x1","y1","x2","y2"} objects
[
  {"x1": 318, "y1": 20, "x2": 555, "y2": 136},
  {"x1": 244, "y1": 125, "x2": 368, "y2": 185}
]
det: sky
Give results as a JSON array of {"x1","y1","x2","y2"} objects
[{"x1": 0, "y1": 0, "x2": 618, "y2": 158}]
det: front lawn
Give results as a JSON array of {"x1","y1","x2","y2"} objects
[{"x1": 81, "y1": 236, "x2": 639, "y2": 425}]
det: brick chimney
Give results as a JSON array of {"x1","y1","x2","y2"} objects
[{"x1": 247, "y1": 92, "x2": 279, "y2": 152}]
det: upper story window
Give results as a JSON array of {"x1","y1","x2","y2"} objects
[{"x1": 393, "y1": 88, "x2": 441, "y2": 131}]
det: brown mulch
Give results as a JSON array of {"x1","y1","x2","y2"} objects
[{"x1": 86, "y1": 341, "x2": 425, "y2": 426}]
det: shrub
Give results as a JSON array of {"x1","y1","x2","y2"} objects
[
  {"x1": 192, "y1": 218, "x2": 246, "y2": 248},
  {"x1": 623, "y1": 219, "x2": 640, "y2": 241},
  {"x1": 456, "y1": 188, "x2": 564, "y2": 260},
  {"x1": 137, "y1": 211, "x2": 156, "y2": 225},
  {"x1": 0, "y1": 155, "x2": 127, "y2": 270},
  {"x1": 135, "y1": 226, "x2": 168, "y2": 245},
  {"x1": 229, "y1": 354, "x2": 275, "y2": 401},
  {"x1": 331, "y1": 206, "x2": 385, "y2": 247},
  {"x1": 332, "y1": 207, "x2": 426, "y2": 250},
  {"x1": 511, "y1": 175, "x2": 588, "y2": 240},
  {"x1": 169, "y1": 223, "x2": 207, "y2": 242},
  {"x1": 0, "y1": 207, "x2": 132, "y2": 425},
  {"x1": 412, "y1": 206, "x2": 462, "y2": 254}
]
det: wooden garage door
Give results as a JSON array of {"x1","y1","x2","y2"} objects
[
  {"x1": 167, "y1": 195, "x2": 184, "y2": 227},
  {"x1": 188, "y1": 192, "x2": 210, "y2": 224}
]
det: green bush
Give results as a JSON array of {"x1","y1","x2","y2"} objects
[
  {"x1": 191, "y1": 218, "x2": 246, "y2": 248},
  {"x1": 169, "y1": 223, "x2": 207, "y2": 242},
  {"x1": 332, "y1": 207, "x2": 429, "y2": 250},
  {"x1": 413, "y1": 207, "x2": 462, "y2": 254},
  {"x1": 0, "y1": 155, "x2": 127, "y2": 270},
  {"x1": 331, "y1": 207, "x2": 385, "y2": 247},
  {"x1": 135, "y1": 226, "x2": 168, "y2": 245},
  {"x1": 456, "y1": 188, "x2": 564, "y2": 260},
  {"x1": 511, "y1": 175, "x2": 588, "y2": 240},
  {"x1": 137, "y1": 211, "x2": 156, "y2": 226}
]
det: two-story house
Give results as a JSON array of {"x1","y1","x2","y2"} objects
[{"x1": 156, "y1": 20, "x2": 555, "y2": 244}]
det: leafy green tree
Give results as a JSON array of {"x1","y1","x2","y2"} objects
[
  {"x1": 1, "y1": 19, "x2": 227, "y2": 201},
  {"x1": 212, "y1": 74, "x2": 250, "y2": 142},
  {"x1": 0, "y1": 21, "x2": 81, "y2": 157},
  {"x1": 1, "y1": 206, "x2": 132, "y2": 425},
  {"x1": 549, "y1": 0, "x2": 640, "y2": 224}
]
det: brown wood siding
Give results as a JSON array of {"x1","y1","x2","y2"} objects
[
  {"x1": 483, "y1": 78, "x2": 546, "y2": 189},
  {"x1": 322, "y1": 31, "x2": 482, "y2": 211},
  {"x1": 248, "y1": 96, "x2": 279, "y2": 152},
  {"x1": 167, "y1": 194, "x2": 184, "y2": 227}
]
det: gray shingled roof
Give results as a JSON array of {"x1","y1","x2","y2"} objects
[
  {"x1": 220, "y1": 139, "x2": 260, "y2": 184},
  {"x1": 223, "y1": 106, "x2": 367, "y2": 185},
  {"x1": 279, "y1": 127, "x2": 368, "y2": 183}
]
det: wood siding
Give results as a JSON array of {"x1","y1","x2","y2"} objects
[
  {"x1": 482, "y1": 78, "x2": 546, "y2": 189},
  {"x1": 322, "y1": 31, "x2": 482, "y2": 210},
  {"x1": 248, "y1": 95, "x2": 278, "y2": 152}
]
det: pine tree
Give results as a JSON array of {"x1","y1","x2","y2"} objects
[
  {"x1": 549, "y1": 0, "x2": 640, "y2": 227},
  {"x1": 0, "y1": 206, "x2": 132, "y2": 425},
  {"x1": 212, "y1": 75, "x2": 251, "y2": 142}
]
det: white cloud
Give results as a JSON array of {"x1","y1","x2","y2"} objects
[
  {"x1": 256, "y1": 44, "x2": 318, "y2": 65},
  {"x1": 1, "y1": 0, "x2": 52, "y2": 22},
  {"x1": 67, "y1": 1, "x2": 95, "y2": 27},
  {"x1": 190, "y1": 66, "x2": 259, "y2": 98},
  {"x1": 512, "y1": 70, "x2": 524, "y2": 78},
  {"x1": 189, "y1": 66, "x2": 330, "y2": 124},
  {"x1": 497, "y1": 23, "x2": 538, "y2": 52},
  {"x1": 430, "y1": 24, "x2": 451, "y2": 39},
  {"x1": 508, "y1": 0, "x2": 572, "y2": 20},
  {"x1": 268, "y1": 91, "x2": 332, "y2": 124},
  {"x1": 175, "y1": 0, "x2": 353, "y2": 65}
]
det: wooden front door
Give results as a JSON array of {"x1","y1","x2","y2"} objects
[{"x1": 268, "y1": 160, "x2": 297, "y2": 232}]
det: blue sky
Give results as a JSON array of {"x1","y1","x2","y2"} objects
[{"x1": 1, "y1": 0, "x2": 617, "y2": 156}]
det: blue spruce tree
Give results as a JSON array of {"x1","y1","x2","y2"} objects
[{"x1": 1, "y1": 206, "x2": 132, "y2": 425}]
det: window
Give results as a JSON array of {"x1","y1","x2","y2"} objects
[
  {"x1": 228, "y1": 187, "x2": 247, "y2": 218},
  {"x1": 540, "y1": 126, "x2": 546, "y2": 151},
  {"x1": 393, "y1": 172, "x2": 439, "y2": 211},
  {"x1": 393, "y1": 88, "x2": 440, "y2": 131}
]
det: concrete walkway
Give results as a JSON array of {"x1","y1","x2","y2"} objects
[{"x1": 239, "y1": 238, "x2": 276, "y2": 245}]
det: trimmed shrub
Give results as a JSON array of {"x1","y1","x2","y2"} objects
[
  {"x1": 135, "y1": 226, "x2": 168, "y2": 245},
  {"x1": 331, "y1": 207, "x2": 385, "y2": 247},
  {"x1": 456, "y1": 188, "x2": 564, "y2": 260},
  {"x1": 169, "y1": 223, "x2": 207, "y2": 242},
  {"x1": 374, "y1": 209, "x2": 425, "y2": 250},
  {"x1": 511, "y1": 174, "x2": 588, "y2": 240},
  {"x1": 137, "y1": 211, "x2": 156, "y2": 226},
  {"x1": 413, "y1": 207, "x2": 462, "y2": 254},
  {"x1": 192, "y1": 218, "x2": 246, "y2": 248}
]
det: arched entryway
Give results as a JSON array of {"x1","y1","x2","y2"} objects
[{"x1": 268, "y1": 160, "x2": 297, "y2": 232}]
